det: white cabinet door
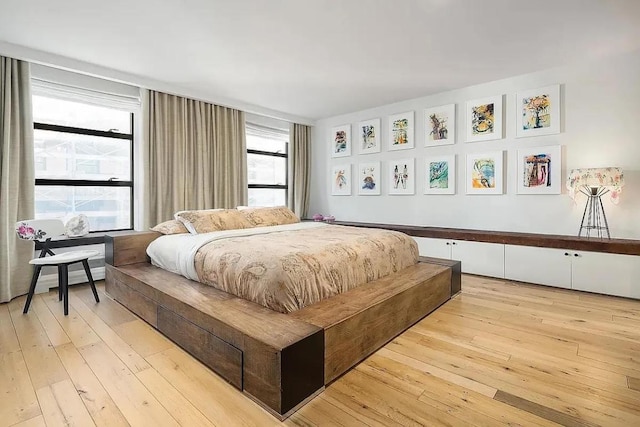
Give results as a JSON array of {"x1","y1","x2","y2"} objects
[
  {"x1": 571, "y1": 251, "x2": 640, "y2": 299},
  {"x1": 451, "y1": 240, "x2": 505, "y2": 278},
  {"x1": 504, "y1": 245, "x2": 572, "y2": 289},
  {"x1": 413, "y1": 237, "x2": 452, "y2": 259}
]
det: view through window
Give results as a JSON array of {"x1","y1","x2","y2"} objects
[
  {"x1": 33, "y1": 95, "x2": 134, "y2": 231},
  {"x1": 246, "y1": 124, "x2": 288, "y2": 206}
]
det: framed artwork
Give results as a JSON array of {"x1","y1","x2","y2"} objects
[
  {"x1": 331, "y1": 124, "x2": 351, "y2": 158},
  {"x1": 358, "y1": 118, "x2": 381, "y2": 154},
  {"x1": 424, "y1": 104, "x2": 455, "y2": 147},
  {"x1": 388, "y1": 158, "x2": 415, "y2": 195},
  {"x1": 425, "y1": 155, "x2": 456, "y2": 195},
  {"x1": 516, "y1": 84, "x2": 561, "y2": 138},
  {"x1": 388, "y1": 111, "x2": 415, "y2": 151},
  {"x1": 465, "y1": 96, "x2": 503, "y2": 142},
  {"x1": 466, "y1": 151, "x2": 504, "y2": 195},
  {"x1": 331, "y1": 164, "x2": 351, "y2": 195},
  {"x1": 358, "y1": 161, "x2": 381, "y2": 195},
  {"x1": 516, "y1": 145, "x2": 561, "y2": 194}
]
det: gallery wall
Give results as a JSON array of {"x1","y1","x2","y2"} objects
[{"x1": 309, "y1": 49, "x2": 640, "y2": 239}]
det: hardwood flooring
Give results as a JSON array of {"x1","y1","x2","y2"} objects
[{"x1": 2, "y1": 275, "x2": 639, "y2": 426}]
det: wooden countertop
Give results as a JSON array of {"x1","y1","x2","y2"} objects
[{"x1": 332, "y1": 221, "x2": 640, "y2": 256}]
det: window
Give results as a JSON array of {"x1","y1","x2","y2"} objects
[
  {"x1": 33, "y1": 95, "x2": 134, "y2": 231},
  {"x1": 246, "y1": 123, "x2": 289, "y2": 207}
]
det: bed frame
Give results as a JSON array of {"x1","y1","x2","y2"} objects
[{"x1": 104, "y1": 231, "x2": 460, "y2": 420}]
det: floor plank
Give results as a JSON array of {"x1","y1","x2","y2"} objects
[
  {"x1": 77, "y1": 341, "x2": 179, "y2": 427},
  {"x1": 3, "y1": 275, "x2": 640, "y2": 426},
  {"x1": 8, "y1": 297, "x2": 70, "y2": 390},
  {"x1": 31, "y1": 295, "x2": 71, "y2": 347},
  {"x1": 9, "y1": 414, "x2": 46, "y2": 427},
  {"x1": 135, "y1": 367, "x2": 214, "y2": 427},
  {"x1": 68, "y1": 292, "x2": 150, "y2": 373},
  {"x1": 0, "y1": 303, "x2": 20, "y2": 354},
  {"x1": 72, "y1": 286, "x2": 137, "y2": 327},
  {"x1": 54, "y1": 342, "x2": 129, "y2": 427},
  {"x1": 112, "y1": 319, "x2": 173, "y2": 358},
  {"x1": 36, "y1": 379, "x2": 97, "y2": 427},
  {"x1": 145, "y1": 347, "x2": 276, "y2": 426},
  {"x1": 493, "y1": 390, "x2": 597, "y2": 427},
  {"x1": 0, "y1": 351, "x2": 40, "y2": 426},
  {"x1": 40, "y1": 292, "x2": 102, "y2": 348}
]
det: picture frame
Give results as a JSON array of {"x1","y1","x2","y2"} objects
[
  {"x1": 331, "y1": 164, "x2": 352, "y2": 195},
  {"x1": 331, "y1": 124, "x2": 351, "y2": 158},
  {"x1": 388, "y1": 158, "x2": 415, "y2": 195},
  {"x1": 358, "y1": 118, "x2": 381, "y2": 154},
  {"x1": 358, "y1": 161, "x2": 381, "y2": 195},
  {"x1": 516, "y1": 84, "x2": 561, "y2": 138},
  {"x1": 425, "y1": 155, "x2": 456, "y2": 195},
  {"x1": 388, "y1": 111, "x2": 415, "y2": 151},
  {"x1": 516, "y1": 145, "x2": 561, "y2": 194},
  {"x1": 424, "y1": 104, "x2": 456, "y2": 147},
  {"x1": 466, "y1": 151, "x2": 504, "y2": 195},
  {"x1": 465, "y1": 96, "x2": 503, "y2": 142}
]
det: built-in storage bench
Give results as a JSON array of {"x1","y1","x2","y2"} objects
[{"x1": 337, "y1": 221, "x2": 640, "y2": 299}]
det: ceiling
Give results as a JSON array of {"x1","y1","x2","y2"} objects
[{"x1": 1, "y1": 0, "x2": 640, "y2": 120}]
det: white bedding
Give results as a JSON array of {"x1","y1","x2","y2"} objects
[{"x1": 147, "y1": 221, "x2": 329, "y2": 281}]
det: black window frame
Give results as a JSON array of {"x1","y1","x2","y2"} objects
[
  {"x1": 33, "y1": 114, "x2": 135, "y2": 232},
  {"x1": 247, "y1": 131, "x2": 289, "y2": 203}
]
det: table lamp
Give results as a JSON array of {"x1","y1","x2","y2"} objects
[{"x1": 566, "y1": 167, "x2": 624, "y2": 239}]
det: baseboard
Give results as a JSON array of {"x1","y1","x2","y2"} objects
[{"x1": 34, "y1": 266, "x2": 106, "y2": 294}]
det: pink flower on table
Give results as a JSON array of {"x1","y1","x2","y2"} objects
[{"x1": 17, "y1": 224, "x2": 35, "y2": 238}]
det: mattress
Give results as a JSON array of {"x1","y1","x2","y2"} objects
[{"x1": 147, "y1": 222, "x2": 419, "y2": 313}]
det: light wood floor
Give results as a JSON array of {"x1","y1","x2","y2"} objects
[{"x1": 2, "y1": 275, "x2": 640, "y2": 427}]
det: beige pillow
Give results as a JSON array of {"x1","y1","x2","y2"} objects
[
  {"x1": 150, "y1": 219, "x2": 189, "y2": 235},
  {"x1": 240, "y1": 206, "x2": 300, "y2": 228},
  {"x1": 175, "y1": 209, "x2": 253, "y2": 234}
]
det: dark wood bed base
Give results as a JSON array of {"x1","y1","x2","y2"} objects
[{"x1": 104, "y1": 231, "x2": 459, "y2": 419}]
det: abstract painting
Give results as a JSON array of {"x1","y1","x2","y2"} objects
[
  {"x1": 516, "y1": 85, "x2": 561, "y2": 138},
  {"x1": 358, "y1": 118, "x2": 381, "y2": 154},
  {"x1": 466, "y1": 96, "x2": 503, "y2": 142},
  {"x1": 331, "y1": 124, "x2": 351, "y2": 158},
  {"x1": 388, "y1": 111, "x2": 415, "y2": 151},
  {"x1": 331, "y1": 164, "x2": 352, "y2": 195},
  {"x1": 466, "y1": 151, "x2": 503, "y2": 194},
  {"x1": 517, "y1": 145, "x2": 561, "y2": 194},
  {"x1": 358, "y1": 161, "x2": 381, "y2": 195},
  {"x1": 424, "y1": 104, "x2": 455, "y2": 147},
  {"x1": 425, "y1": 155, "x2": 456, "y2": 195},
  {"x1": 388, "y1": 158, "x2": 415, "y2": 195}
]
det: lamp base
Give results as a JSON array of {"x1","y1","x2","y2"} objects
[{"x1": 578, "y1": 186, "x2": 610, "y2": 239}]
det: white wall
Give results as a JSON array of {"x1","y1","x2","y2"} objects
[{"x1": 310, "y1": 49, "x2": 640, "y2": 239}]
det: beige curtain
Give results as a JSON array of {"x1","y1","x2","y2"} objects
[
  {"x1": 0, "y1": 57, "x2": 35, "y2": 303},
  {"x1": 288, "y1": 123, "x2": 311, "y2": 218},
  {"x1": 143, "y1": 90, "x2": 247, "y2": 227}
]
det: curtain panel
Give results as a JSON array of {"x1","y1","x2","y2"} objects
[
  {"x1": 0, "y1": 56, "x2": 35, "y2": 303},
  {"x1": 143, "y1": 90, "x2": 247, "y2": 227},
  {"x1": 288, "y1": 123, "x2": 311, "y2": 218}
]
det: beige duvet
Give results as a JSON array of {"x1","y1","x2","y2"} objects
[{"x1": 192, "y1": 224, "x2": 419, "y2": 313}]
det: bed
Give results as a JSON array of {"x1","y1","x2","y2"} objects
[{"x1": 104, "y1": 212, "x2": 459, "y2": 419}]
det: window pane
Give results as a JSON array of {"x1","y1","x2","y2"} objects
[
  {"x1": 35, "y1": 186, "x2": 131, "y2": 231},
  {"x1": 33, "y1": 96, "x2": 131, "y2": 133},
  {"x1": 248, "y1": 189, "x2": 286, "y2": 207},
  {"x1": 246, "y1": 133, "x2": 287, "y2": 154},
  {"x1": 34, "y1": 130, "x2": 131, "y2": 181},
  {"x1": 247, "y1": 153, "x2": 286, "y2": 185}
]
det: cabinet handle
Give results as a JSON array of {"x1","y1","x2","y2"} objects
[
  {"x1": 574, "y1": 253, "x2": 580, "y2": 257},
  {"x1": 452, "y1": 242, "x2": 457, "y2": 245},
  {"x1": 564, "y1": 252, "x2": 570, "y2": 256},
  {"x1": 446, "y1": 242, "x2": 450, "y2": 245}
]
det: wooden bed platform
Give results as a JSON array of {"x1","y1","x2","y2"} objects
[{"x1": 104, "y1": 231, "x2": 459, "y2": 420}]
